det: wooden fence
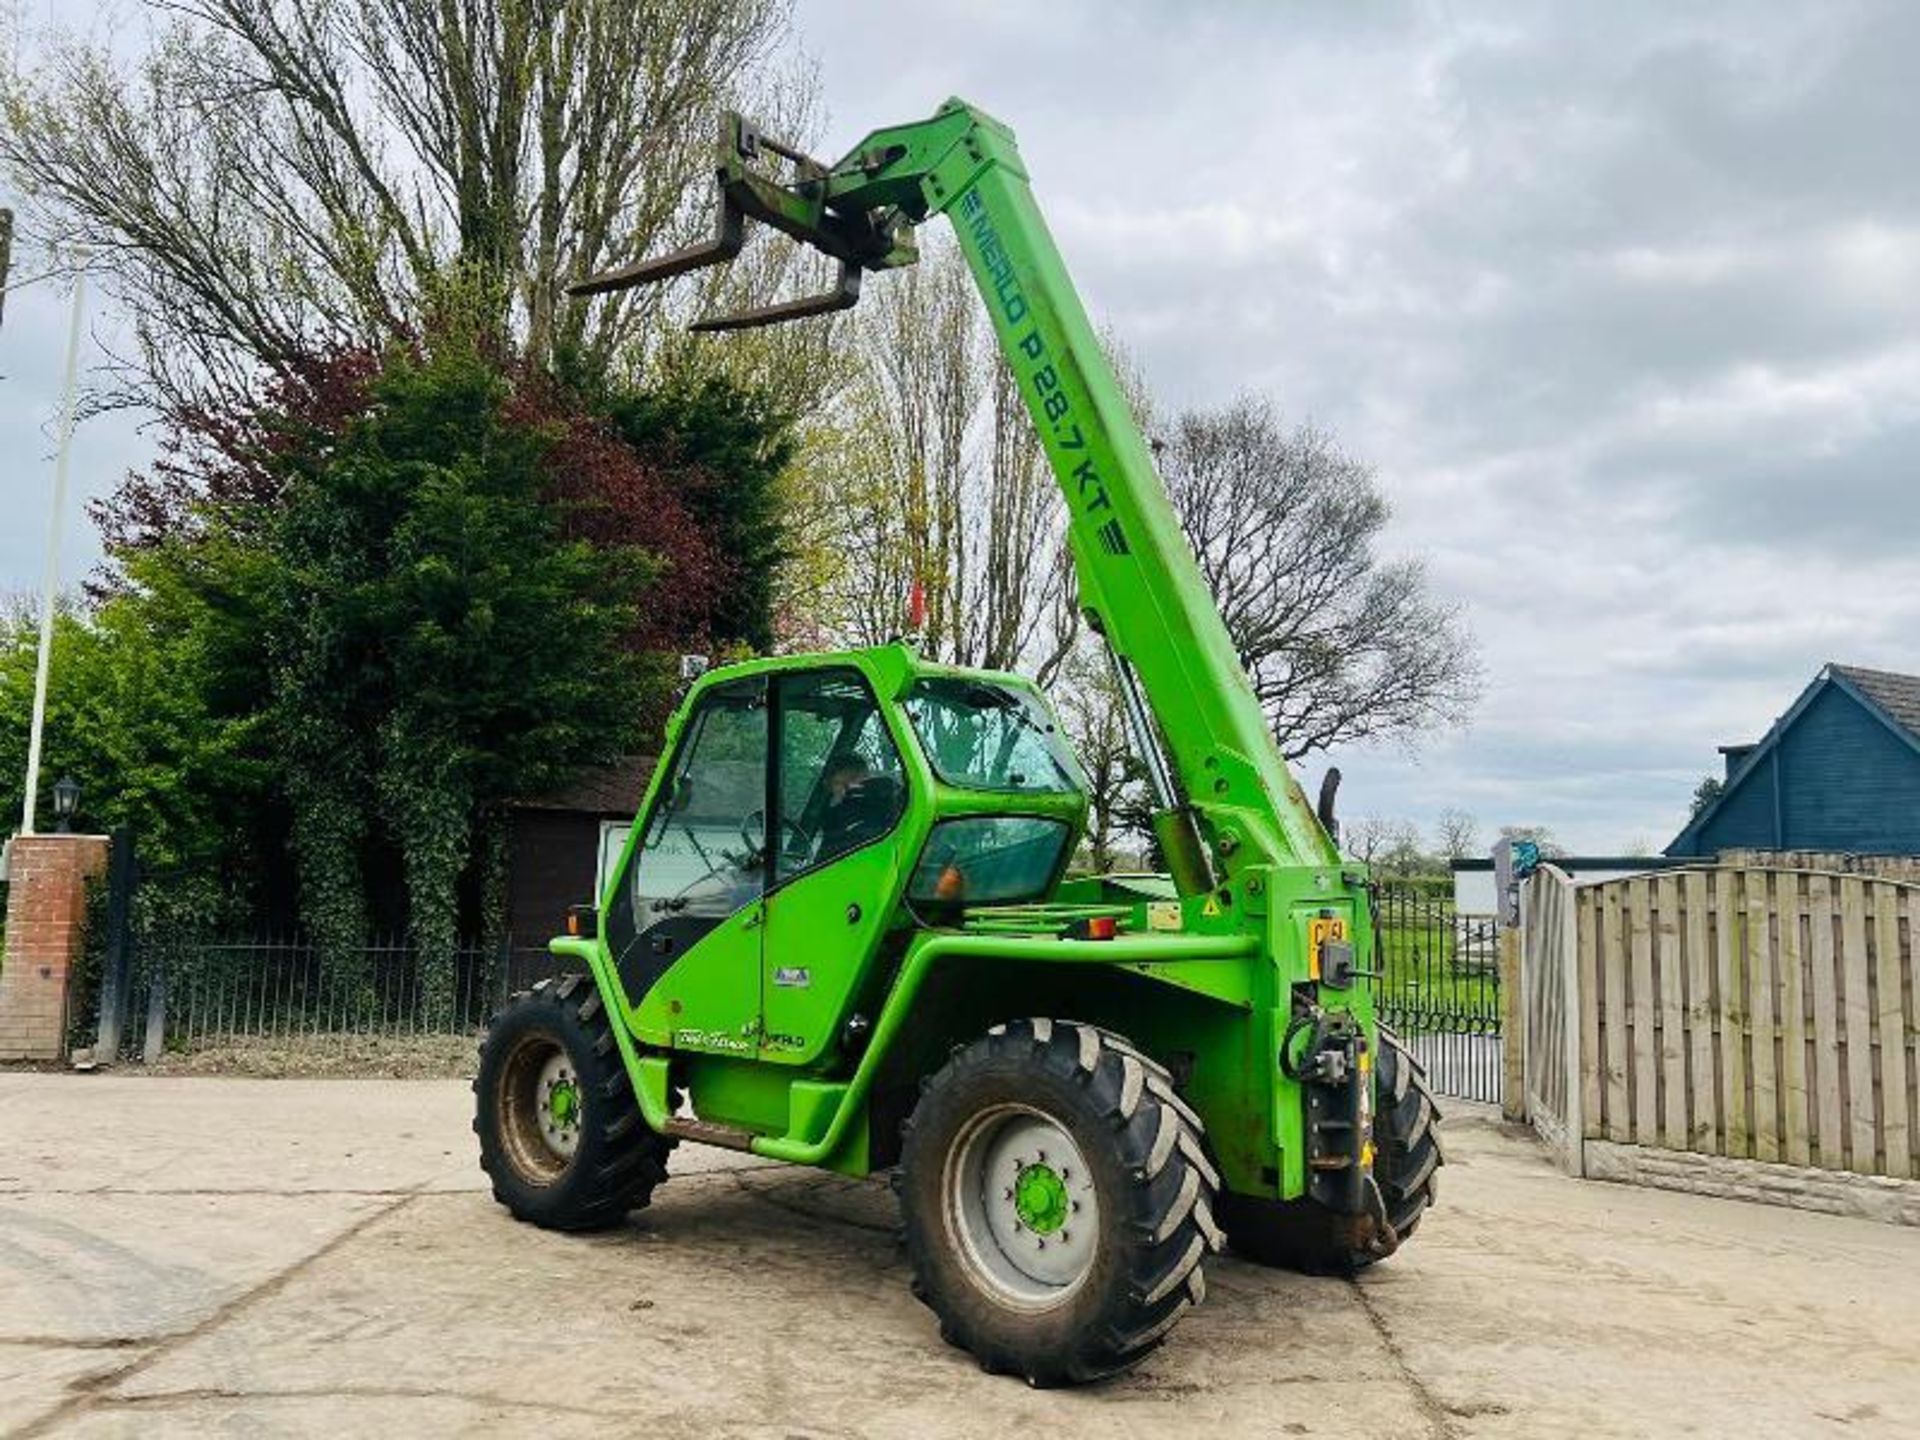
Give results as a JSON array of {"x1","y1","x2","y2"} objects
[{"x1": 1521, "y1": 863, "x2": 1919, "y2": 1182}]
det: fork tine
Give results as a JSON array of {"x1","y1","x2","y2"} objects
[
  {"x1": 689, "y1": 260, "x2": 863, "y2": 333},
  {"x1": 568, "y1": 192, "x2": 746, "y2": 297}
]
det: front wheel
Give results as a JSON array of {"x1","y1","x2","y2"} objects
[
  {"x1": 1219, "y1": 1022, "x2": 1442, "y2": 1272},
  {"x1": 473, "y1": 974, "x2": 675, "y2": 1231},
  {"x1": 896, "y1": 1018, "x2": 1223, "y2": 1386}
]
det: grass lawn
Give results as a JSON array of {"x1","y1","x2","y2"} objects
[{"x1": 1373, "y1": 908, "x2": 1501, "y2": 1029}]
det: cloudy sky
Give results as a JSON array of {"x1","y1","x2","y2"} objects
[{"x1": 4, "y1": 1, "x2": 1918, "y2": 853}]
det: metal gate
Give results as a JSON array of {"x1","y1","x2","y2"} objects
[{"x1": 1370, "y1": 884, "x2": 1503, "y2": 1105}]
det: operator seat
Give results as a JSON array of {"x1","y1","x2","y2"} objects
[{"x1": 818, "y1": 775, "x2": 902, "y2": 862}]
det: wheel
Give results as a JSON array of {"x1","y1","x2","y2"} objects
[
  {"x1": 474, "y1": 973, "x2": 675, "y2": 1231},
  {"x1": 896, "y1": 1018, "x2": 1223, "y2": 1386},
  {"x1": 1218, "y1": 1022, "x2": 1442, "y2": 1273}
]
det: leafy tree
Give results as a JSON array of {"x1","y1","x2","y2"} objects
[
  {"x1": 258, "y1": 341, "x2": 663, "y2": 1006},
  {"x1": 1344, "y1": 815, "x2": 1427, "y2": 874},
  {"x1": 1689, "y1": 774, "x2": 1724, "y2": 820},
  {"x1": 604, "y1": 375, "x2": 795, "y2": 653},
  {"x1": 0, "y1": 572, "x2": 269, "y2": 879}
]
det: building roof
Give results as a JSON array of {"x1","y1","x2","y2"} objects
[
  {"x1": 1666, "y1": 662, "x2": 1920, "y2": 855},
  {"x1": 1830, "y1": 664, "x2": 1920, "y2": 743},
  {"x1": 511, "y1": 755, "x2": 657, "y2": 817}
]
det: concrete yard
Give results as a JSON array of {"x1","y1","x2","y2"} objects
[{"x1": 2, "y1": 1072, "x2": 1916, "y2": 1438}]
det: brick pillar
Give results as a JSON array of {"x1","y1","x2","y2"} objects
[{"x1": 0, "y1": 834, "x2": 110, "y2": 1061}]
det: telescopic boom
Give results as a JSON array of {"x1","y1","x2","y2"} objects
[{"x1": 572, "y1": 99, "x2": 1340, "y2": 892}]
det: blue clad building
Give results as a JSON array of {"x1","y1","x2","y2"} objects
[{"x1": 1666, "y1": 664, "x2": 1920, "y2": 859}]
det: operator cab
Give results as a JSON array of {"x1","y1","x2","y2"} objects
[{"x1": 597, "y1": 645, "x2": 1087, "y2": 1010}]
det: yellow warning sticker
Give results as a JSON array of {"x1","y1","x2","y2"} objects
[{"x1": 1201, "y1": 894, "x2": 1223, "y2": 918}]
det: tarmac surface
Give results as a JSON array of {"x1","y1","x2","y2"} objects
[{"x1": 3, "y1": 1070, "x2": 1918, "y2": 1438}]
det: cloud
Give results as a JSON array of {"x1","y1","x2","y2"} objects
[
  {"x1": 4, "y1": 0, "x2": 1916, "y2": 856},
  {"x1": 795, "y1": 0, "x2": 1920, "y2": 852}
]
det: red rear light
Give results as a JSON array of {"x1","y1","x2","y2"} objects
[{"x1": 1069, "y1": 915, "x2": 1118, "y2": 941}]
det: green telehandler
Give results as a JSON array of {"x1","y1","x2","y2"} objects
[{"x1": 474, "y1": 99, "x2": 1441, "y2": 1385}]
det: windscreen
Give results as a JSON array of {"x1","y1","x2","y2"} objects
[{"x1": 904, "y1": 679, "x2": 1084, "y2": 794}]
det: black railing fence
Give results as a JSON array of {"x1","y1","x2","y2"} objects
[
  {"x1": 82, "y1": 928, "x2": 569, "y2": 1063},
  {"x1": 1368, "y1": 884, "x2": 1504, "y2": 1105},
  {"x1": 73, "y1": 843, "x2": 1499, "y2": 1106}
]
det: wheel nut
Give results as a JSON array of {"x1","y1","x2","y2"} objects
[
  {"x1": 1002, "y1": 1187, "x2": 1013, "y2": 1200},
  {"x1": 1035, "y1": 1238, "x2": 1045, "y2": 1250},
  {"x1": 1061, "y1": 1231, "x2": 1071, "y2": 1243}
]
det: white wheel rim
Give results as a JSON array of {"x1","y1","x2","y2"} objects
[
  {"x1": 944, "y1": 1104, "x2": 1100, "y2": 1309},
  {"x1": 535, "y1": 1051, "x2": 582, "y2": 1160}
]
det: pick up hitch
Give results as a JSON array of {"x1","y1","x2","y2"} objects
[{"x1": 1282, "y1": 1004, "x2": 1396, "y2": 1253}]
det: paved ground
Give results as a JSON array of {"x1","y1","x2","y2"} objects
[{"x1": 3, "y1": 1072, "x2": 1917, "y2": 1438}]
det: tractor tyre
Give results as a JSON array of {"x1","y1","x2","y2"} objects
[
  {"x1": 896, "y1": 1018, "x2": 1224, "y2": 1386},
  {"x1": 474, "y1": 973, "x2": 675, "y2": 1231},
  {"x1": 1218, "y1": 1023, "x2": 1441, "y2": 1273}
]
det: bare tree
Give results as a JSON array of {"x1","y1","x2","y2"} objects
[
  {"x1": 1052, "y1": 642, "x2": 1144, "y2": 870},
  {"x1": 1498, "y1": 823, "x2": 1568, "y2": 859},
  {"x1": 1434, "y1": 806, "x2": 1481, "y2": 860},
  {"x1": 1158, "y1": 395, "x2": 1478, "y2": 760},
  {"x1": 812, "y1": 236, "x2": 1077, "y2": 682},
  {"x1": 0, "y1": 0, "x2": 825, "y2": 407},
  {"x1": 1344, "y1": 815, "x2": 1421, "y2": 869}
]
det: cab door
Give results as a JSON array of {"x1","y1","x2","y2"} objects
[
  {"x1": 602, "y1": 675, "x2": 769, "y2": 1048},
  {"x1": 759, "y1": 669, "x2": 910, "y2": 1064}
]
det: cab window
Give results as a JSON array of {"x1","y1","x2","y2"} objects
[
  {"x1": 604, "y1": 677, "x2": 767, "y2": 991},
  {"x1": 773, "y1": 670, "x2": 906, "y2": 883}
]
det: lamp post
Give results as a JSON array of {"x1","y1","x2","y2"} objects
[{"x1": 8, "y1": 248, "x2": 89, "y2": 836}]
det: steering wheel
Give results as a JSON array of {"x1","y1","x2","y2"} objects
[{"x1": 740, "y1": 808, "x2": 812, "y2": 863}]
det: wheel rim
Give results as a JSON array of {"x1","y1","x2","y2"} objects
[
  {"x1": 496, "y1": 1034, "x2": 582, "y2": 1184},
  {"x1": 944, "y1": 1104, "x2": 1100, "y2": 1309}
]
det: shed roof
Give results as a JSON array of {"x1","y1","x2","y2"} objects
[
  {"x1": 511, "y1": 755, "x2": 657, "y2": 817},
  {"x1": 1830, "y1": 664, "x2": 1920, "y2": 743}
]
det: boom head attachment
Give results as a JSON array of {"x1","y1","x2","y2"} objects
[{"x1": 570, "y1": 111, "x2": 924, "y2": 331}]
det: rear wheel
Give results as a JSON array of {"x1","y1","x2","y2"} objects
[
  {"x1": 1219, "y1": 1023, "x2": 1441, "y2": 1272},
  {"x1": 897, "y1": 1018, "x2": 1223, "y2": 1386},
  {"x1": 474, "y1": 974, "x2": 675, "y2": 1231}
]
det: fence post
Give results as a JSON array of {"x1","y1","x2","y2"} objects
[
  {"x1": 141, "y1": 943, "x2": 167, "y2": 1065},
  {"x1": 92, "y1": 828, "x2": 136, "y2": 1061},
  {"x1": 1561, "y1": 879, "x2": 1585, "y2": 1176},
  {"x1": 1500, "y1": 922, "x2": 1525, "y2": 1121}
]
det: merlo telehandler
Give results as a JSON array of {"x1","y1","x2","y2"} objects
[{"x1": 475, "y1": 99, "x2": 1441, "y2": 1386}]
